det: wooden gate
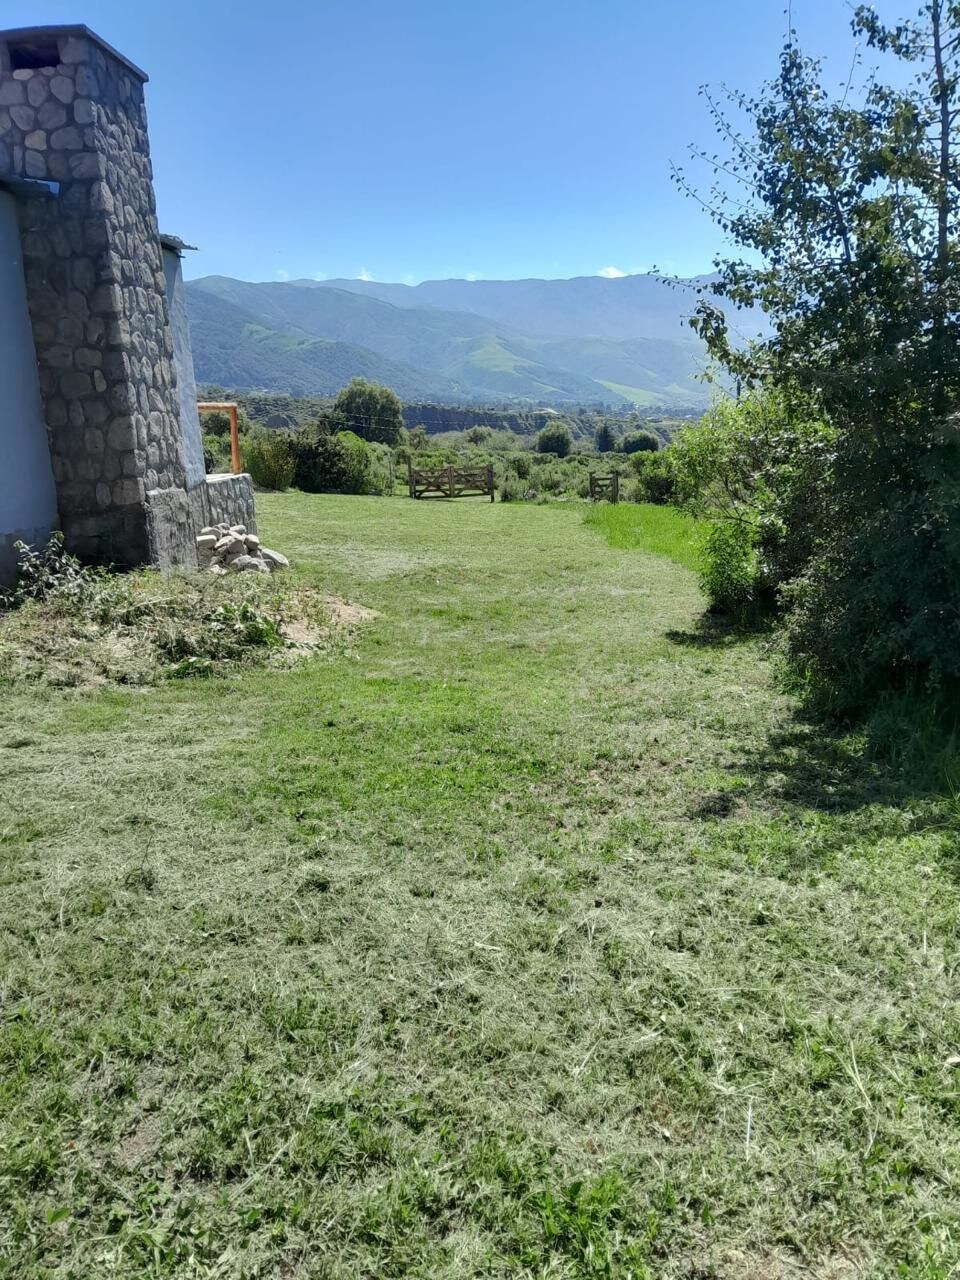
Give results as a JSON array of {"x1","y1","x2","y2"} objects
[
  {"x1": 589, "y1": 472, "x2": 620, "y2": 503},
  {"x1": 408, "y1": 462, "x2": 495, "y2": 501}
]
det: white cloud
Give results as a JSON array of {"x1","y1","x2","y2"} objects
[
  {"x1": 465, "y1": 272, "x2": 483, "y2": 282},
  {"x1": 312, "y1": 271, "x2": 327, "y2": 281},
  {"x1": 402, "y1": 273, "x2": 416, "y2": 286},
  {"x1": 357, "y1": 267, "x2": 372, "y2": 282},
  {"x1": 598, "y1": 265, "x2": 627, "y2": 279},
  {"x1": 276, "y1": 268, "x2": 290, "y2": 280}
]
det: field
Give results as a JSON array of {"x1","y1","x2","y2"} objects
[{"x1": 2, "y1": 494, "x2": 959, "y2": 1278}]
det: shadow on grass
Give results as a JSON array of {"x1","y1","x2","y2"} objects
[
  {"x1": 666, "y1": 609, "x2": 776, "y2": 650},
  {"x1": 725, "y1": 702, "x2": 960, "y2": 881}
]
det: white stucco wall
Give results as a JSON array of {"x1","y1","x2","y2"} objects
[
  {"x1": 162, "y1": 246, "x2": 206, "y2": 489},
  {"x1": 0, "y1": 189, "x2": 58, "y2": 582}
]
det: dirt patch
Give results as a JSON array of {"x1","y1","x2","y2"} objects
[{"x1": 323, "y1": 596, "x2": 380, "y2": 627}]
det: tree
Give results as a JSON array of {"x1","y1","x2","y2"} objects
[
  {"x1": 408, "y1": 424, "x2": 429, "y2": 451},
  {"x1": 621, "y1": 430, "x2": 660, "y2": 454},
  {"x1": 594, "y1": 422, "x2": 617, "y2": 453},
  {"x1": 334, "y1": 379, "x2": 404, "y2": 446},
  {"x1": 681, "y1": 3, "x2": 960, "y2": 712},
  {"x1": 536, "y1": 421, "x2": 572, "y2": 457}
]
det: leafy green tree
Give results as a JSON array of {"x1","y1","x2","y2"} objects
[
  {"x1": 683, "y1": 2, "x2": 960, "y2": 711},
  {"x1": 621, "y1": 430, "x2": 660, "y2": 455},
  {"x1": 334, "y1": 379, "x2": 404, "y2": 446},
  {"x1": 536, "y1": 421, "x2": 572, "y2": 457},
  {"x1": 408, "y1": 425, "x2": 429, "y2": 451},
  {"x1": 594, "y1": 422, "x2": 617, "y2": 453}
]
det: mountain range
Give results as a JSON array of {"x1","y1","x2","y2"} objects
[{"x1": 185, "y1": 271, "x2": 740, "y2": 408}]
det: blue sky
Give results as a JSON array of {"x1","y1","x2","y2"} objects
[{"x1": 5, "y1": 0, "x2": 902, "y2": 283}]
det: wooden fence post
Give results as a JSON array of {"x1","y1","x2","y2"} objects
[
  {"x1": 612, "y1": 471, "x2": 619, "y2": 504},
  {"x1": 408, "y1": 459, "x2": 415, "y2": 499},
  {"x1": 487, "y1": 463, "x2": 495, "y2": 502},
  {"x1": 447, "y1": 465, "x2": 455, "y2": 499}
]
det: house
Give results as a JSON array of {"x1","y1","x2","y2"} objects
[{"x1": 0, "y1": 24, "x2": 254, "y2": 581}]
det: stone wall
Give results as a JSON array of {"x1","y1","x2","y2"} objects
[
  {"x1": 193, "y1": 473, "x2": 257, "y2": 536},
  {"x1": 0, "y1": 26, "x2": 189, "y2": 568}
]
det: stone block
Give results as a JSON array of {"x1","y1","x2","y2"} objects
[
  {"x1": 37, "y1": 101, "x2": 67, "y2": 130},
  {"x1": 26, "y1": 77, "x2": 49, "y2": 108},
  {"x1": 0, "y1": 80, "x2": 25, "y2": 105},
  {"x1": 50, "y1": 125, "x2": 82, "y2": 151},
  {"x1": 50, "y1": 76, "x2": 74, "y2": 104},
  {"x1": 60, "y1": 370, "x2": 93, "y2": 398},
  {"x1": 112, "y1": 478, "x2": 142, "y2": 507},
  {"x1": 260, "y1": 548, "x2": 290, "y2": 570}
]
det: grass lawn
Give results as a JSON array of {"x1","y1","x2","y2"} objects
[{"x1": 2, "y1": 494, "x2": 958, "y2": 1278}]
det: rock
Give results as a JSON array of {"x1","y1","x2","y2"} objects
[
  {"x1": 229, "y1": 524, "x2": 246, "y2": 536},
  {"x1": 229, "y1": 554, "x2": 270, "y2": 574},
  {"x1": 214, "y1": 534, "x2": 245, "y2": 560},
  {"x1": 243, "y1": 534, "x2": 261, "y2": 550},
  {"x1": 199, "y1": 525, "x2": 218, "y2": 538},
  {"x1": 260, "y1": 547, "x2": 290, "y2": 569},
  {"x1": 196, "y1": 533, "x2": 218, "y2": 562},
  {"x1": 208, "y1": 563, "x2": 228, "y2": 575}
]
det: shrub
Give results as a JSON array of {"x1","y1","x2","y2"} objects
[
  {"x1": 499, "y1": 473, "x2": 523, "y2": 502},
  {"x1": 630, "y1": 450, "x2": 677, "y2": 505},
  {"x1": 784, "y1": 423, "x2": 960, "y2": 711},
  {"x1": 536, "y1": 422, "x2": 572, "y2": 457},
  {"x1": 670, "y1": 391, "x2": 833, "y2": 601},
  {"x1": 700, "y1": 521, "x2": 759, "y2": 617},
  {"x1": 241, "y1": 430, "x2": 297, "y2": 492},
  {"x1": 294, "y1": 427, "x2": 394, "y2": 495},
  {"x1": 509, "y1": 453, "x2": 532, "y2": 480},
  {"x1": 622, "y1": 430, "x2": 660, "y2": 454}
]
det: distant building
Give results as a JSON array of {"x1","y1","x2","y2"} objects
[{"x1": 0, "y1": 24, "x2": 253, "y2": 581}]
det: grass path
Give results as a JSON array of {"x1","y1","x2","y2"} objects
[{"x1": 1, "y1": 495, "x2": 958, "y2": 1278}]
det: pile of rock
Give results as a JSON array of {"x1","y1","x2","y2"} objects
[{"x1": 196, "y1": 524, "x2": 290, "y2": 575}]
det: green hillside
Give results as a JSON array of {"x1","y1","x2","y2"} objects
[{"x1": 185, "y1": 273, "x2": 719, "y2": 408}]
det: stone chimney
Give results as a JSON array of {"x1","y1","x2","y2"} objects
[{"x1": 0, "y1": 25, "x2": 194, "y2": 567}]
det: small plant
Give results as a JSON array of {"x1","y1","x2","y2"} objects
[{"x1": 1, "y1": 534, "x2": 102, "y2": 610}]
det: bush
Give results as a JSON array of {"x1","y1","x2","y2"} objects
[
  {"x1": 509, "y1": 453, "x2": 532, "y2": 480},
  {"x1": 622, "y1": 430, "x2": 660, "y2": 454},
  {"x1": 499, "y1": 474, "x2": 523, "y2": 502},
  {"x1": 670, "y1": 392, "x2": 833, "y2": 602},
  {"x1": 294, "y1": 427, "x2": 393, "y2": 495},
  {"x1": 784, "y1": 424, "x2": 960, "y2": 711},
  {"x1": 700, "y1": 521, "x2": 759, "y2": 617},
  {"x1": 241, "y1": 430, "x2": 297, "y2": 492},
  {"x1": 536, "y1": 422, "x2": 572, "y2": 457},
  {"x1": 630, "y1": 450, "x2": 677, "y2": 505}
]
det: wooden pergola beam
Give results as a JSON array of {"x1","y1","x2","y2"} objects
[{"x1": 197, "y1": 401, "x2": 240, "y2": 475}]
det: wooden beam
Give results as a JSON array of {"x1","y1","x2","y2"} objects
[{"x1": 197, "y1": 401, "x2": 242, "y2": 476}]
